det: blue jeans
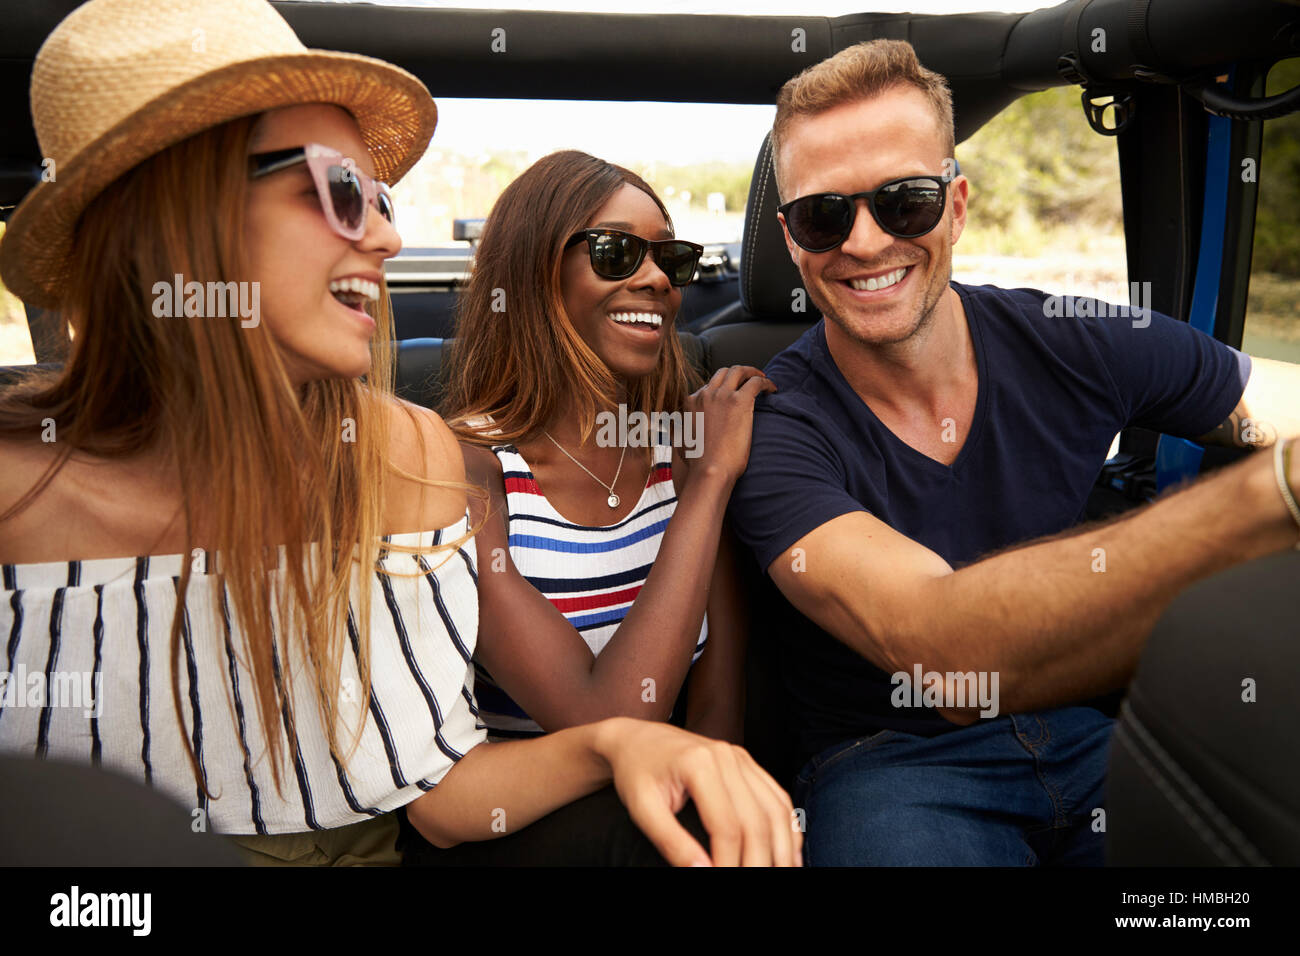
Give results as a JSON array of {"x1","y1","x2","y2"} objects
[{"x1": 793, "y1": 706, "x2": 1112, "y2": 866}]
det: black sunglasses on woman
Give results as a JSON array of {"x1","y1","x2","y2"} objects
[{"x1": 565, "y1": 228, "x2": 704, "y2": 287}]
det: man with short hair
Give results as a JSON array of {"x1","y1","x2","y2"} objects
[{"x1": 729, "y1": 39, "x2": 1300, "y2": 866}]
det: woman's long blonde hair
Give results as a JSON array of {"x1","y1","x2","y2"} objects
[
  {"x1": 0, "y1": 114, "x2": 474, "y2": 793},
  {"x1": 441, "y1": 150, "x2": 700, "y2": 447}
]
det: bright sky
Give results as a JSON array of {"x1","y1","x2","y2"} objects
[{"x1": 302, "y1": 0, "x2": 1051, "y2": 164}]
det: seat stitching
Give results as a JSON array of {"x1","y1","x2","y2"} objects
[
  {"x1": 745, "y1": 139, "x2": 774, "y2": 314},
  {"x1": 744, "y1": 142, "x2": 770, "y2": 309},
  {"x1": 1115, "y1": 704, "x2": 1268, "y2": 865}
]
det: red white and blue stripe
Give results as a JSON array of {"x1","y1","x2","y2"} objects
[{"x1": 476, "y1": 440, "x2": 708, "y2": 738}]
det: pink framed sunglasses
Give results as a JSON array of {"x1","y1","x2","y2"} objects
[{"x1": 249, "y1": 142, "x2": 395, "y2": 240}]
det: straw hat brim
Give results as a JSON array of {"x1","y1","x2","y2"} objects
[{"x1": 0, "y1": 51, "x2": 436, "y2": 309}]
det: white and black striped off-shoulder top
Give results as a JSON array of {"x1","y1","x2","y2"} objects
[{"x1": 0, "y1": 512, "x2": 487, "y2": 836}]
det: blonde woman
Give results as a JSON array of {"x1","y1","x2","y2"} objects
[{"x1": 0, "y1": 0, "x2": 799, "y2": 867}]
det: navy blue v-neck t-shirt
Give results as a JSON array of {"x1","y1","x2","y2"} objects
[{"x1": 729, "y1": 281, "x2": 1251, "y2": 760}]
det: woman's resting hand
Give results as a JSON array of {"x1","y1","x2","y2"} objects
[{"x1": 595, "y1": 717, "x2": 802, "y2": 867}]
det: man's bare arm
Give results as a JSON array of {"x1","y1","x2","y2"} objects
[
  {"x1": 769, "y1": 438, "x2": 1300, "y2": 721},
  {"x1": 1198, "y1": 356, "x2": 1300, "y2": 448}
]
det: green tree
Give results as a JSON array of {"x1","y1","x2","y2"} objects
[
  {"x1": 642, "y1": 161, "x2": 752, "y2": 213},
  {"x1": 1253, "y1": 57, "x2": 1300, "y2": 277},
  {"x1": 957, "y1": 84, "x2": 1122, "y2": 235}
]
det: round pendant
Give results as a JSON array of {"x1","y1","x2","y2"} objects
[{"x1": 607, "y1": 494, "x2": 620, "y2": 509}]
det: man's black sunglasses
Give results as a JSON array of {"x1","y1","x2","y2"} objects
[
  {"x1": 565, "y1": 229, "x2": 704, "y2": 287},
  {"x1": 778, "y1": 175, "x2": 949, "y2": 253}
]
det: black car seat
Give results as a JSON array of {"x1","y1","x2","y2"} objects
[
  {"x1": 1107, "y1": 549, "x2": 1300, "y2": 865},
  {"x1": 695, "y1": 133, "x2": 820, "y2": 789},
  {"x1": 0, "y1": 755, "x2": 244, "y2": 865},
  {"x1": 696, "y1": 131, "x2": 820, "y2": 364}
]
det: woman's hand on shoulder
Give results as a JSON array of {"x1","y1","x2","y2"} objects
[
  {"x1": 594, "y1": 717, "x2": 801, "y2": 867},
  {"x1": 683, "y1": 366, "x2": 777, "y2": 490}
]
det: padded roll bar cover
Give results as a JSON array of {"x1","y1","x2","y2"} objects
[
  {"x1": 1106, "y1": 550, "x2": 1300, "y2": 865},
  {"x1": 1003, "y1": 0, "x2": 1300, "y2": 92}
]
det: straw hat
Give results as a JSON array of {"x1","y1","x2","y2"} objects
[{"x1": 0, "y1": 0, "x2": 437, "y2": 308}]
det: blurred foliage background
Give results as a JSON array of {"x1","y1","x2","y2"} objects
[
  {"x1": 1251, "y1": 57, "x2": 1300, "y2": 275},
  {"x1": 957, "y1": 84, "x2": 1123, "y2": 254},
  {"x1": 1244, "y1": 57, "x2": 1300, "y2": 360},
  {"x1": 643, "y1": 160, "x2": 752, "y2": 217}
]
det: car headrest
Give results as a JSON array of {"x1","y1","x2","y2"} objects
[
  {"x1": 392, "y1": 332, "x2": 710, "y2": 412},
  {"x1": 740, "y1": 132, "x2": 820, "y2": 324},
  {"x1": 393, "y1": 337, "x2": 447, "y2": 410}
]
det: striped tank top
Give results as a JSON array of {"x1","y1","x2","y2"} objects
[
  {"x1": 0, "y1": 513, "x2": 487, "y2": 835},
  {"x1": 474, "y1": 439, "x2": 708, "y2": 738}
]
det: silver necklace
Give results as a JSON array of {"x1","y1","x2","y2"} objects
[{"x1": 544, "y1": 431, "x2": 627, "y2": 509}]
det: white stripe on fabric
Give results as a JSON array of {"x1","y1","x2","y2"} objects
[{"x1": 0, "y1": 513, "x2": 485, "y2": 835}]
